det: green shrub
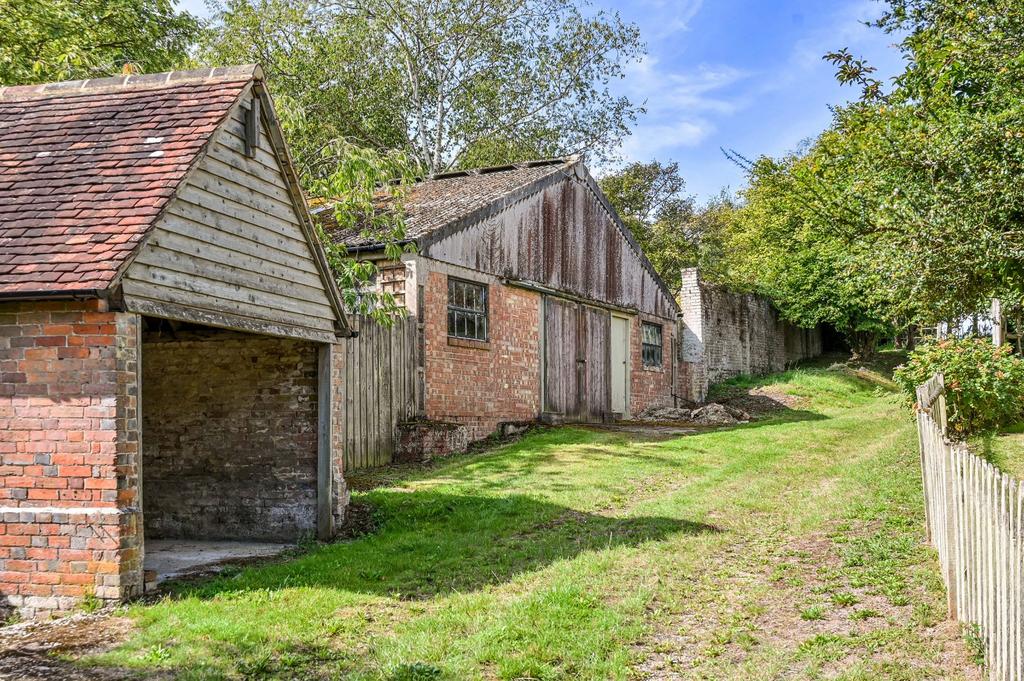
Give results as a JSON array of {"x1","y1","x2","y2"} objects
[{"x1": 893, "y1": 338, "x2": 1024, "y2": 438}]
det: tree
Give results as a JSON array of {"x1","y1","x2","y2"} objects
[
  {"x1": 803, "y1": 0, "x2": 1024, "y2": 325},
  {"x1": 203, "y1": 0, "x2": 645, "y2": 176},
  {"x1": 312, "y1": 142, "x2": 417, "y2": 322},
  {"x1": 200, "y1": 0, "x2": 409, "y2": 187},
  {"x1": 721, "y1": 151, "x2": 899, "y2": 358},
  {"x1": 711, "y1": 0, "x2": 1024, "y2": 355},
  {"x1": 0, "y1": 0, "x2": 201, "y2": 84},
  {"x1": 599, "y1": 161, "x2": 737, "y2": 294},
  {"x1": 599, "y1": 161, "x2": 696, "y2": 293}
]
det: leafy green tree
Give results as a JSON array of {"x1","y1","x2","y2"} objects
[
  {"x1": 201, "y1": 0, "x2": 409, "y2": 187},
  {"x1": 203, "y1": 0, "x2": 645, "y2": 176},
  {"x1": 312, "y1": 142, "x2": 417, "y2": 322},
  {"x1": 720, "y1": 151, "x2": 898, "y2": 358},
  {"x1": 599, "y1": 161, "x2": 697, "y2": 293},
  {"x1": 0, "y1": 0, "x2": 201, "y2": 84},
  {"x1": 713, "y1": 0, "x2": 1024, "y2": 354},
  {"x1": 809, "y1": 0, "x2": 1024, "y2": 324},
  {"x1": 599, "y1": 161, "x2": 740, "y2": 294}
]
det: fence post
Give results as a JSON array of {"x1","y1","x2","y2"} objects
[
  {"x1": 944, "y1": 442, "x2": 959, "y2": 620},
  {"x1": 916, "y1": 383, "x2": 933, "y2": 543}
]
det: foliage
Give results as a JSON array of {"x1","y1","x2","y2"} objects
[
  {"x1": 310, "y1": 141, "x2": 417, "y2": 322},
  {"x1": 719, "y1": 0, "x2": 1024, "y2": 349},
  {"x1": 0, "y1": 0, "x2": 200, "y2": 84},
  {"x1": 894, "y1": 338, "x2": 1024, "y2": 437},
  {"x1": 720, "y1": 151, "x2": 899, "y2": 358},
  {"x1": 203, "y1": 0, "x2": 645, "y2": 176},
  {"x1": 200, "y1": 0, "x2": 410, "y2": 187},
  {"x1": 599, "y1": 161, "x2": 695, "y2": 292},
  {"x1": 599, "y1": 161, "x2": 737, "y2": 294}
]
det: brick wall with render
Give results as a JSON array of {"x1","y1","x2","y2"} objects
[
  {"x1": 0, "y1": 300, "x2": 142, "y2": 617},
  {"x1": 141, "y1": 326, "x2": 320, "y2": 542},
  {"x1": 422, "y1": 269, "x2": 541, "y2": 441},
  {"x1": 630, "y1": 314, "x2": 676, "y2": 415},
  {"x1": 677, "y1": 268, "x2": 823, "y2": 401}
]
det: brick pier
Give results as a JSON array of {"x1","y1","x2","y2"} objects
[{"x1": 0, "y1": 300, "x2": 143, "y2": 616}]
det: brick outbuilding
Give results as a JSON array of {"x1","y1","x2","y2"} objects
[
  {"x1": 320, "y1": 159, "x2": 682, "y2": 458},
  {"x1": 0, "y1": 66, "x2": 350, "y2": 617}
]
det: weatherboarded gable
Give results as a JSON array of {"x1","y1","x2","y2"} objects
[
  {"x1": 121, "y1": 84, "x2": 341, "y2": 342},
  {"x1": 417, "y1": 163, "x2": 678, "y2": 319}
]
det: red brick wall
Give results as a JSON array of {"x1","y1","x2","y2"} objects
[
  {"x1": 423, "y1": 271, "x2": 541, "y2": 440},
  {"x1": 141, "y1": 326, "x2": 319, "y2": 542},
  {"x1": 630, "y1": 314, "x2": 676, "y2": 415},
  {"x1": 0, "y1": 300, "x2": 142, "y2": 616}
]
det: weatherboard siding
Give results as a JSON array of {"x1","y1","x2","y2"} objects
[
  {"x1": 122, "y1": 94, "x2": 337, "y2": 342},
  {"x1": 423, "y1": 174, "x2": 677, "y2": 320}
]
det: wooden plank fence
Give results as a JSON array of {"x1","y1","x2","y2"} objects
[
  {"x1": 917, "y1": 373, "x2": 1024, "y2": 680},
  {"x1": 338, "y1": 313, "x2": 419, "y2": 470}
]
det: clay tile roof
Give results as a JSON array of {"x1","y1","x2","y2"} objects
[
  {"x1": 0, "y1": 66, "x2": 258, "y2": 296},
  {"x1": 317, "y1": 158, "x2": 576, "y2": 250}
]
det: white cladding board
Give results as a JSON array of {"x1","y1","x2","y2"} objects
[
  {"x1": 423, "y1": 175, "x2": 677, "y2": 320},
  {"x1": 122, "y1": 95, "x2": 338, "y2": 342}
]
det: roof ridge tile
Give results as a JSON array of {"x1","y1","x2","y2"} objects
[{"x1": 0, "y1": 65, "x2": 261, "y2": 101}]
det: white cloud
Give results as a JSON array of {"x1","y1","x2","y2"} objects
[
  {"x1": 629, "y1": 0, "x2": 705, "y2": 40},
  {"x1": 618, "y1": 57, "x2": 750, "y2": 160},
  {"x1": 621, "y1": 120, "x2": 711, "y2": 160},
  {"x1": 766, "y1": 0, "x2": 902, "y2": 94}
]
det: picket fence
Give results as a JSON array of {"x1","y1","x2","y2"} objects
[{"x1": 917, "y1": 374, "x2": 1024, "y2": 680}]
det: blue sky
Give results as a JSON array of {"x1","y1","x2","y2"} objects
[
  {"x1": 600, "y1": 0, "x2": 906, "y2": 199},
  {"x1": 177, "y1": 0, "x2": 905, "y2": 200}
]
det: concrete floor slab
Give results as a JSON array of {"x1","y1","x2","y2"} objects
[{"x1": 144, "y1": 540, "x2": 292, "y2": 584}]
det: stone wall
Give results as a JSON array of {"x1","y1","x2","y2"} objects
[
  {"x1": 0, "y1": 300, "x2": 142, "y2": 617},
  {"x1": 422, "y1": 268, "x2": 542, "y2": 441},
  {"x1": 677, "y1": 268, "x2": 823, "y2": 402},
  {"x1": 141, "y1": 324, "x2": 319, "y2": 542}
]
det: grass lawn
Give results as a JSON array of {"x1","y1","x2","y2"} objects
[
  {"x1": 975, "y1": 424, "x2": 1024, "y2": 479},
  {"x1": 43, "y1": 358, "x2": 978, "y2": 679}
]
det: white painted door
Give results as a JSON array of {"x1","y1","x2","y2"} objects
[{"x1": 610, "y1": 316, "x2": 630, "y2": 415}]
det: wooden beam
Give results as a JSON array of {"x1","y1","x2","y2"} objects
[{"x1": 317, "y1": 343, "x2": 335, "y2": 540}]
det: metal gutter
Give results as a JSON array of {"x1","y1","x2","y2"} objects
[
  {"x1": 501, "y1": 277, "x2": 645, "y2": 317},
  {"x1": 0, "y1": 289, "x2": 103, "y2": 302}
]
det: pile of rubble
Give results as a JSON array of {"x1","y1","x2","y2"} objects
[{"x1": 637, "y1": 402, "x2": 751, "y2": 426}]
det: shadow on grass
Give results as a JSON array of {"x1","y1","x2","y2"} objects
[{"x1": 165, "y1": 492, "x2": 716, "y2": 602}]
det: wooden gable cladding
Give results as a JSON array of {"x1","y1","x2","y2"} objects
[
  {"x1": 422, "y1": 170, "x2": 677, "y2": 320},
  {"x1": 121, "y1": 86, "x2": 341, "y2": 343}
]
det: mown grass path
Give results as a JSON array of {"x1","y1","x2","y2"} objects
[{"x1": 73, "y1": 363, "x2": 978, "y2": 680}]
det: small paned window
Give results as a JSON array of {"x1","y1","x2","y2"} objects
[
  {"x1": 642, "y1": 322, "x2": 663, "y2": 367},
  {"x1": 447, "y1": 278, "x2": 488, "y2": 341}
]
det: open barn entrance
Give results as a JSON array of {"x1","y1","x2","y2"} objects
[{"x1": 139, "y1": 317, "x2": 321, "y2": 584}]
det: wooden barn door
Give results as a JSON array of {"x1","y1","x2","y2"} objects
[
  {"x1": 581, "y1": 305, "x2": 611, "y2": 422},
  {"x1": 610, "y1": 315, "x2": 630, "y2": 416},
  {"x1": 541, "y1": 296, "x2": 613, "y2": 423},
  {"x1": 542, "y1": 296, "x2": 581, "y2": 419}
]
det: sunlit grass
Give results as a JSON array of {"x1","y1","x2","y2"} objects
[{"x1": 74, "y1": 359, "x2": 973, "y2": 680}]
